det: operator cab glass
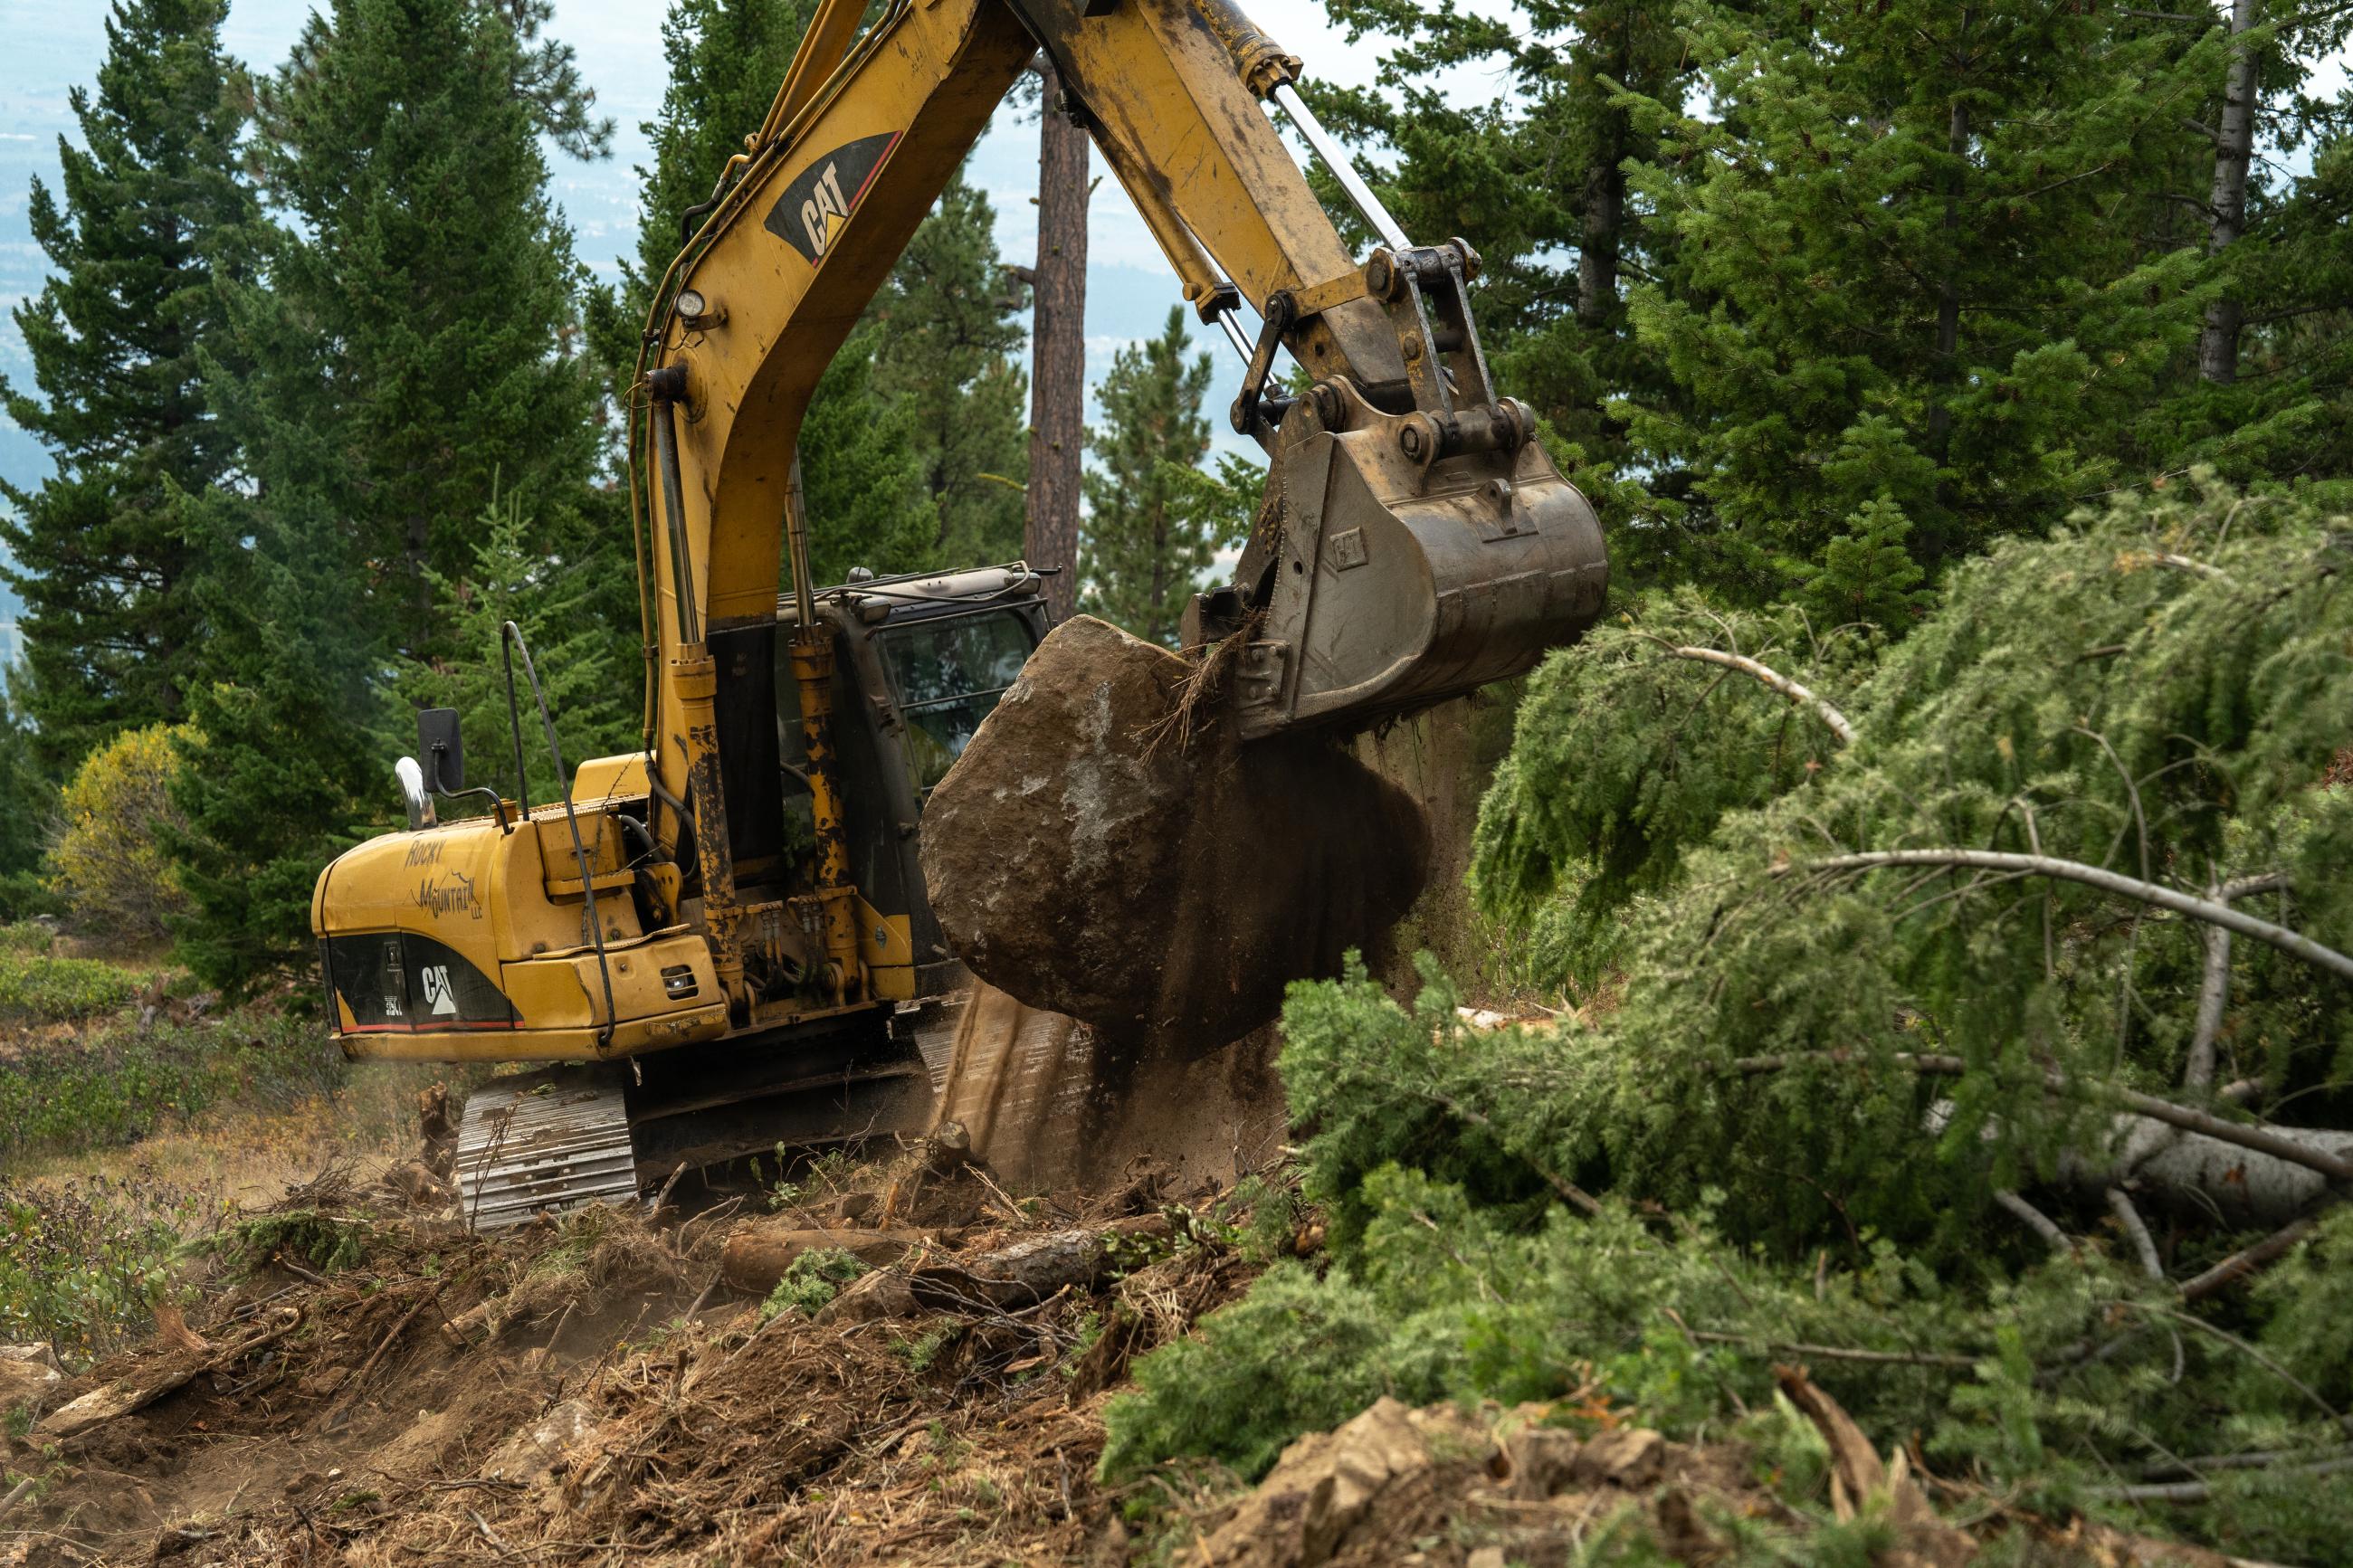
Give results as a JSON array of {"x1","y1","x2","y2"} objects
[{"x1": 876, "y1": 612, "x2": 1034, "y2": 796}]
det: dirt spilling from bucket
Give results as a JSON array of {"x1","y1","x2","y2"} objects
[{"x1": 920, "y1": 616, "x2": 1429, "y2": 1058}]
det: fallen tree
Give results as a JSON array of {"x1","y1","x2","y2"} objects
[{"x1": 1115, "y1": 478, "x2": 2353, "y2": 1563}]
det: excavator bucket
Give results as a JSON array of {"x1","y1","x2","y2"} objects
[{"x1": 1189, "y1": 381, "x2": 1610, "y2": 740}]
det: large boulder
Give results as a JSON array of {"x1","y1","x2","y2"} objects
[{"x1": 920, "y1": 615, "x2": 1427, "y2": 1056}]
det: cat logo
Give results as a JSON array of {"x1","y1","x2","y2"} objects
[
  {"x1": 420, "y1": 964, "x2": 461, "y2": 1017},
  {"x1": 764, "y1": 133, "x2": 900, "y2": 263}
]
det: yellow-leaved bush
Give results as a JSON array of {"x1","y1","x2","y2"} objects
[{"x1": 47, "y1": 724, "x2": 195, "y2": 945}]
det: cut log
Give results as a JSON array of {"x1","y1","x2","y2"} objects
[
  {"x1": 814, "y1": 1269, "x2": 920, "y2": 1326},
  {"x1": 719, "y1": 1225, "x2": 929, "y2": 1296},
  {"x1": 34, "y1": 1307, "x2": 301, "y2": 1442},
  {"x1": 909, "y1": 1215, "x2": 1172, "y2": 1312},
  {"x1": 2065, "y1": 1117, "x2": 2353, "y2": 1228}
]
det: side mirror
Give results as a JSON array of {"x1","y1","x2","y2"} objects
[{"x1": 416, "y1": 708, "x2": 463, "y2": 794}]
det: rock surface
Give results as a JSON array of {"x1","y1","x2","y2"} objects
[{"x1": 921, "y1": 615, "x2": 1428, "y2": 1056}]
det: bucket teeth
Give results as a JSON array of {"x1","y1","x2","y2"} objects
[{"x1": 454, "y1": 1069, "x2": 640, "y2": 1232}]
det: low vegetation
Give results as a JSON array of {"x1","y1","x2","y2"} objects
[{"x1": 1106, "y1": 480, "x2": 2353, "y2": 1562}]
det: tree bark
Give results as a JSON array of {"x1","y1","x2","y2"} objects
[
  {"x1": 1028, "y1": 58, "x2": 1090, "y2": 622},
  {"x1": 718, "y1": 1225, "x2": 928, "y2": 1295},
  {"x1": 1577, "y1": 124, "x2": 1625, "y2": 330},
  {"x1": 1576, "y1": 14, "x2": 1633, "y2": 330},
  {"x1": 2197, "y1": 0, "x2": 2261, "y2": 385},
  {"x1": 1926, "y1": 93, "x2": 1968, "y2": 461}
]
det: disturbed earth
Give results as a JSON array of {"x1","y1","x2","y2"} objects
[{"x1": 2, "y1": 1131, "x2": 2270, "y2": 1567}]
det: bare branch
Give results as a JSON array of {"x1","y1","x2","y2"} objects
[
  {"x1": 1730, "y1": 1049, "x2": 2353, "y2": 1184},
  {"x1": 1684, "y1": 1329, "x2": 1978, "y2": 1369},
  {"x1": 2108, "y1": 1188, "x2": 2165, "y2": 1280},
  {"x1": 1784, "y1": 850, "x2": 2353, "y2": 983},
  {"x1": 2153, "y1": 550, "x2": 2232, "y2": 580},
  {"x1": 1996, "y1": 1189, "x2": 2073, "y2": 1254},
  {"x1": 2181, "y1": 1215, "x2": 2320, "y2": 1301},
  {"x1": 1641, "y1": 640, "x2": 1858, "y2": 746},
  {"x1": 2092, "y1": 1454, "x2": 2353, "y2": 1503},
  {"x1": 2186, "y1": 896, "x2": 2233, "y2": 1092}
]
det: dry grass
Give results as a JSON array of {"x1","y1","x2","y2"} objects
[{"x1": 14, "y1": 1060, "x2": 453, "y2": 1208}]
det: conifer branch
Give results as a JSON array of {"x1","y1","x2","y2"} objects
[
  {"x1": 1785, "y1": 851, "x2": 2352, "y2": 982},
  {"x1": 2179, "y1": 1215, "x2": 2320, "y2": 1301},
  {"x1": 1645, "y1": 642, "x2": 1858, "y2": 745}
]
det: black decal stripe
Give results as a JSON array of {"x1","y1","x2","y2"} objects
[{"x1": 761, "y1": 132, "x2": 902, "y2": 263}]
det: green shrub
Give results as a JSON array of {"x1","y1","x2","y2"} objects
[
  {"x1": 0, "y1": 1007, "x2": 339, "y2": 1161},
  {"x1": 759, "y1": 1248, "x2": 869, "y2": 1321},
  {"x1": 1100, "y1": 1261, "x2": 1397, "y2": 1483},
  {"x1": 0, "y1": 1171, "x2": 206, "y2": 1368},
  {"x1": 0, "y1": 951, "x2": 144, "y2": 1022},
  {"x1": 0, "y1": 921, "x2": 56, "y2": 956},
  {"x1": 47, "y1": 724, "x2": 194, "y2": 946}
]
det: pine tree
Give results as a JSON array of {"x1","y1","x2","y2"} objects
[
  {"x1": 1308, "y1": 0, "x2": 1691, "y2": 528},
  {"x1": 1611, "y1": 3, "x2": 2215, "y2": 598},
  {"x1": 1079, "y1": 309, "x2": 1217, "y2": 646},
  {"x1": 167, "y1": 487, "x2": 393, "y2": 992},
  {"x1": 224, "y1": 0, "x2": 607, "y2": 665},
  {"x1": 396, "y1": 480, "x2": 622, "y2": 812},
  {"x1": 168, "y1": 0, "x2": 614, "y2": 984},
  {"x1": 0, "y1": 0, "x2": 259, "y2": 771},
  {"x1": 871, "y1": 174, "x2": 1031, "y2": 567},
  {"x1": 0, "y1": 678, "x2": 56, "y2": 919},
  {"x1": 2158, "y1": 2, "x2": 2353, "y2": 495}
]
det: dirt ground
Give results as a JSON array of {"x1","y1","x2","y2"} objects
[
  {"x1": 1, "y1": 1145, "x2": 1275, "y2": 1568},
  {"x1": 4, "y1": 1128, "x2": 2256, "y2": 1568}
]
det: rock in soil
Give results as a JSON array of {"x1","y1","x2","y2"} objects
[{"x1": 922, "y1": 614, "x2": 1428, "y2": 1056}]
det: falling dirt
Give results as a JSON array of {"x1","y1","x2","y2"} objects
[
  {"x1": 931, "y1": 984, "x2": 1286, "y2": 1195},
  {"x1": 921, "y1": 615, "x2": 1430, "y2": 1058}
]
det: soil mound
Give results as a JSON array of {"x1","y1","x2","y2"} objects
[{"x1": 921, "y1": 616, "x2": 1429, "y2": 1056}]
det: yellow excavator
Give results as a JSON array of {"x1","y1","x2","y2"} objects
[{"x1": 310, "y1": 0, "x2": 1607, "y2": 1227}]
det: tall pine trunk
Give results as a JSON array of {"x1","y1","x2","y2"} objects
[
  {"x1": 1027, "y1": 59, "x2": 1089, "y2": 622},
  {"x1": 1577, "y1": 131, "x2": 1624, "y2": 329},
  {"x1": 2197, "y1": 0, "x2": 2261, "y2": 385},
  {"x1": 1576, "y1": 18, "x2": 1631, "y2": 330}
]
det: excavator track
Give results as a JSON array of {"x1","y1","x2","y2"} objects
[{"x1": 454, "y1": 1069, "x2": 641, "y2": 1232}]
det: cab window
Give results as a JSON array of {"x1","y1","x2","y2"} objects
[{"x1": 876, "y1": 612, "x2": 1034, "y2": 797}]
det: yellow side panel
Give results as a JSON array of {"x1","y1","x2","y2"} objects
[
  {"x1": 853, "y1": 897, "x2": 915, "y2": 1001},
  {"x1": 571, "y1": 754, "x2": 650, "y2": 806}
]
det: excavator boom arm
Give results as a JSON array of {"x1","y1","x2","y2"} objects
[{"x1": 634, "y1": 0, "x2": 1605, "y2": 941}]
